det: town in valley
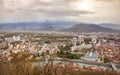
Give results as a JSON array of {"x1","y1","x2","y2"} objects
[{"x1": 0, "y1": 31, "x2": 120, "y2": 74}]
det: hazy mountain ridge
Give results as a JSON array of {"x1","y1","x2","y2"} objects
[
  {"x1": 99, "y1": 23, "x2": 120, "y2": 30},
  {"x1": 0, "y1": 22, "x2": 64, "y2": 31},
  {"x1": 60, "y1": 23, "x2": 120, "y2": 33},
  {"x1": 0, "y1": 21, "x2": 120, "y2": 32}
]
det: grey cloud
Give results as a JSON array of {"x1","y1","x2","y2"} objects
[
  {"x1": 0, "y1": 0, "x2": 119, "y2": 24},
  {"x1": 0, "y1": 0, "x2": 93, "y2": 17},
  {"x1": 0, "y1": 0, "x2": 92, "y2": 23},
  {"x1": 43, "y1": 10, "x2": 93, "y2": 17}
]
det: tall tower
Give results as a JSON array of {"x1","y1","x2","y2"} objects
[
  {"x1": 92, "y1": 36, "x2": 98, "y2": 44},
  {"x1": 29, "y1": 41, "x2": 31, "y2": 48},
  {"x1": 78, "y1": 35, "x2": 85, "y2": 44},
  {"x1": 72, "y1": 37, "x2": 77, "y2": 46}
]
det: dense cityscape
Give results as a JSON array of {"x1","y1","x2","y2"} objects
[
  {"x1": 0, "y1": 32, "x2": 120, "y2": 75},
  {"x1": 0, "y1": 0, "x2": 120, "y2": 75}
]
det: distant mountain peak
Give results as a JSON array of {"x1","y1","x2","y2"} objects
[{"x1": 60, "y1": 23, "x2": 120, "y2": 33}]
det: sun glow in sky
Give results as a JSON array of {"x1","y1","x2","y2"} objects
[{"x1": 75, "y1": 0, "x2": 94, "y2": 11}]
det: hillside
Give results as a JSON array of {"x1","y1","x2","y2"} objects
[{"x1": 60, "y1": 23, "x2": 120, "y2": 33}]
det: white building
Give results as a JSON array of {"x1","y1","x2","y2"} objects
[
  {"x1": 72, "y1": 37, "x2": 77, "y2": 46},
  {"x1": 5, "y1": 36, "x2": 21, "y2": 42},
  {"x1": 13, "y1": 36, "x2": 20, "y2": 41},
  {"x1": 78, "y1": 35, "x2": 85, "y2": 44},
  {"x1": 71, "y1": 43, "x2": 92, "y2": 52},
  {"x1": 92, "y1": 36, "x2": 98, "y2": 44},
  {"x1": 81, "y1": 52, "x2": 99, "y2": 62}
]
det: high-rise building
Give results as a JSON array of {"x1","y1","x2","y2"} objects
[
  {"x1": 72, "y1": 37, "x2": 77, "y2": 46},
  {"x1": 78, "y1": 35, "x2": 85, "y2": 44}
]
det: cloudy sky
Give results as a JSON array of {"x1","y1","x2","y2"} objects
[{"x1": 0, "y1": 0, "x2": 120, "y2": 24}]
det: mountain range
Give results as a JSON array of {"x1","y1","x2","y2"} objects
[
  {"x1": 0, "y1": 21, "x2": 63, "y2": 31},
  {"x1": 60, "y1": 23, "x2": 119, "y2": 33},
  {"x1": 0, "y1": 21, "x2": 119, "y2": 32}
]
